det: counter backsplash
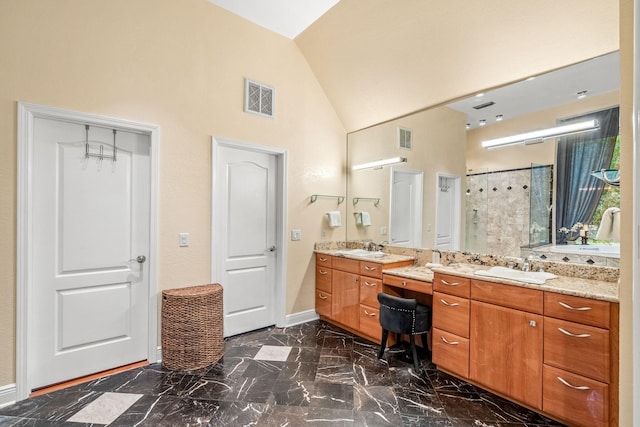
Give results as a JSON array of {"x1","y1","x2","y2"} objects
[{"x1": 314, "y1": 241, "x2": 619, "y2": 283}]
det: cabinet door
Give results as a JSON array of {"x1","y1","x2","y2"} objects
[
  {"x1": 332, "y1": 270, "x2": 360, "y2": 330},
  {"x1": 470, "y1": 300, "x2": 543, "y2": 409}
]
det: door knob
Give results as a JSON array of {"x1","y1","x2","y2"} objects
[
  {"x1": 267, "y1": 246, "x2": 276, "y2": 252},
  {"x1": 130, "y1": 255, "x2": 146, "y2": 263}
]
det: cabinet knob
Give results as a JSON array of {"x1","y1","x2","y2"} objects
[
  {"x1": 529, "y1": 320, "x2": 537, "y2": 327},
  {"x1": 402, "y1": 281, "x2": 407, "y2": 287}
]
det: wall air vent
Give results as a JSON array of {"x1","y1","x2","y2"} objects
[
  {"x1": 398, "y1": 126, "x2": 413, "y2": 150},
  {"x1": 473, "y1": 101, "x2": 495, "y2": 110},
  {"x1": 244, "y1": 79, "x2": 274, "y2": 118}
]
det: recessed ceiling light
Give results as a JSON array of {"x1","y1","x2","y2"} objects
[
  {"x1": 476, "y1": 93, "x2": 485, "y2": 98},
  {"x1": 577, "y1": 90, "x2": 587, "y2": 99},
  {"x1": 479, "y1": 119, "x2": 486, "y2": 127},
  {"x1": 466, "y1": 123, "x2": 471, "y2": 130},
  {"x1": 496, "y1": 115, "x2": 503, "y2": 122}
]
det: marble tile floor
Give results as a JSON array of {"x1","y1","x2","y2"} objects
[{"x1": 0, "y1": 320, "x2": 566, "y2": 426}]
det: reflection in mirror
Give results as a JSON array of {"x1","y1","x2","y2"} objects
[{"x1": 347, "y1": 51, "x2": 620, "y2": 262}]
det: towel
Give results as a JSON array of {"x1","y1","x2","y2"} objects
[
  {"x1": 595, "y1": 207, "x2": 621, "y2": 242},
  {"x1": 361, "y1": 211, "x2": 372, "y2": 227},
  {"x1": 327, "y1": 211, "x2": 341, "y2": 227}
]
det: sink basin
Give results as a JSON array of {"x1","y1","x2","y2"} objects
[
  {"x1": 335, "y1": 249, "x2": 385, "y2": 258},
  {"x1": 474, "y1": 266, "x2": 557, "y2": 285}
]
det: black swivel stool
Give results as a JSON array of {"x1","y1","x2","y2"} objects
[{"x1": 377, "y1": 293, "x2": 432, "y2": 372}]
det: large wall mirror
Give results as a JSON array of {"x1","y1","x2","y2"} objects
[{"x1": 346, "y1": 51, "x2": 620, "y2": 261}]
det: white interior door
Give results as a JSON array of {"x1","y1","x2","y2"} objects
[
  {"x1": 435, "y1": 174, "x2": 461, "y2": 250},
  {"x1": 29, "y1": 117, "x2": 150, "y2": 390},
  {"x1": 215, "y1": 144, "x2": 278, "y2": 337},
  {"x1": 389, "y1": 168, "x2": 423, "y2": 246}
]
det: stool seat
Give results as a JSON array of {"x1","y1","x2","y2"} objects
[{"x1": 377, "y1": 293, "x2": 432, "y2": 372}]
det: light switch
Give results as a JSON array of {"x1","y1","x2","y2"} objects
[
  {"x1": 179, "y1": 233, "x2": 189, "y2": 247},
  {"x1": 380, "y1": 226, "x2": 388, "y2": 236},
  {"x1": 291, "y1": 229, "x2": 301, "y2": 241}
]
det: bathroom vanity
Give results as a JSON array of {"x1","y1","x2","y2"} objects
[{"x1": 315, "y1": 251, "x2": 619, "y2": 427}]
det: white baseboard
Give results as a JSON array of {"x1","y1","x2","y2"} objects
[
  {"x1": 285, "y1": 309, "x2": 319, "y2": 327},
  {"x1": 0, "y1": 383, "x2": 16, "y2": 408},
  {"x1": 156, "y1": 346, "x2": 162, "y2": 364}
]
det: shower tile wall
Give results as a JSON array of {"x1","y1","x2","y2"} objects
[{"x1": 466, "y1": 169, "x2": 531, "y2": 256}]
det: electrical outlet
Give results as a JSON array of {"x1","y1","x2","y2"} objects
[
  {"x1": 179, "y1": 233, "x2": 189, "y2": 247},
  {"x1": 291, "y1": 229, "x2": 302, "y2": 241}
]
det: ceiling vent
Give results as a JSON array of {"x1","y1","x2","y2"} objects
[
  {"x1": 398, "y1": 126, "x2": 412, "y2": 150},
  {"x1": 473, "y1": 101, "x2": 495, "y2": 110},
  {"x1": 245, "y1": 79, "x2": 274, "y2": 118}
]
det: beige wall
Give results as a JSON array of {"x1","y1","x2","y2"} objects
[
  {"x1": 467, "y1": 91, "x2": 620, "y2": 172},
  {"x1": 347, "y1": 107, "x2": 467, "y2": 247},
  {"x1": 0, "y1": 0, "x2": 346, "y2": 387},
  {"x1": 297, "y1": 0, "x2": 619, "y2": 132}
]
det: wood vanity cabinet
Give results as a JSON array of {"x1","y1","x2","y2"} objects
[
  {"x1": 315, "y1": 253, "x2": 412, "y2": 342},
  {"x1": 432, "y1": 273, "x2": 471, "y2": 378},
  {"x1": 542, "y1": 292, "x2": 617, "y2": 427},
  {"x1": 469, "y1": 279, "x2": 544, "y2": 410}
]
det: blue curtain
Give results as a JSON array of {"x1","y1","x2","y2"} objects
[{"x1": 555, "y1": 107, "x2": 619, "y2": 243}]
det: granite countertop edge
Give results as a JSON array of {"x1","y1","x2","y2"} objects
[
  {"x1": 381, "y1": 263, "x2": 619, "y2": 303},
  {"x1": 315, "y1": 249, "x2": 414, "y2": 264}
]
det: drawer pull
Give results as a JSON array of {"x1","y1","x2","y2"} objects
[
  {"x1": 558, "y1": 327, "x2": 591, "y2": 338},
  {"x1": 440, "y1": 336, "x2": 459, "y2": 345},
  {"x1": 402, "y1": 281, "x2": 407, "y2": 287},
  {"x1": 364, "y1": 281, "x2": 377, "y2": 287},
  {"x1": 319, "y1": 257, "x2": 328, "y2": 262},
  {"x1": 557, "y1": 376, "x2": 590, "y2": 390},
  {"x1": 318, "y1": 270, "x2": 329, "y2": 275},
  {"x1": 558, "y1": 301, "x2": 592, "y2": 311},
  {"x1": 363, "y1": 310, "x2": 376, "y2": 317},
  {"x1": 364, "y1": 266, "x2": 378, "y2": 271},
  {"x1": 440, "y1": 299, "x2": 460, "y2": 307},
  {"x1": 318, "y1": 294, "x2": 328, "y2": 300},
  {"x1": 440, "y1": 279, "x2": 461, "y2": 286}
]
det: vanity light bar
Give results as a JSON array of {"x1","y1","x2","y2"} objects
[
  {"x1": 481, "y1": 119, "x2": 600, "y2": 149},
  {"x1": 352, "y1": 156, "x2": 407, "y2": 171}
]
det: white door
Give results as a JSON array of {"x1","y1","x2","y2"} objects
[
  {"x1": 215, "y1": 144, "x2": 278, "y2": 337},
  {"x1": 30, "y1": 117, "x2": 150, "y2": 390},
  {"x1": 435, "y1": 174, "x2": 461, "y2": 250},
  {"x1": 389, "y1": 168, "x2": 423, "y2": 246}
]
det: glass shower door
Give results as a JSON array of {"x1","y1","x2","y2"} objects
[{"x1": 529, "y1": 164, "x2": 553, "y2": 247}]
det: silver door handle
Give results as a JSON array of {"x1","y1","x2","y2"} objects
[
  {"x1": 267, "y1": 246, "x2": 276, "y2": 252},
  {"x1": 130, "y1": 255, "x2": 146, "y2": 263}
]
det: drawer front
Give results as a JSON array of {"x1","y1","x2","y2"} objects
[
  {"x1": 360, "y1": 261, "x2": 383, "y2": 279},
  {"x1": 332, "y1": 256, "x2": 360, "y2": 274},
  {"x1": 316, "y1": 290, "x2": 332, "y2": 318},
  {"x1": 543, "y1": 365, "x2": 608, "y2": 427},
  {"x1": 360, "y1": 277, "x2": 382, "y2": 307},
  {"x1": 544, "y1": 317, "x2": 610, "y2": 383},
  {"x1": 433, "y1": 292, "x2": 470, "y2": 338},
  {"x1": 433, "y1": 273, "x2": 470, "y2": 298},
  {"x1": 471, "y1": 280, "x2": 543, "y2": 314},
  {"x1": 432, "y1": 327, "x2": 469, "y2": 378},
  {"x1": 544, "y1": 292, "x2": 610, "y2": 329},
  {"x1": 316, "y1": 253, "x2": 333, "y2": 268},
  {"x1": 316, "y1": 266, "x2": 332, "y2": 293},
  {"x1": 383, "y1": 274, "x2": 433, "y2": 294},
  {"x1": 359, "y1": 305, "x2": 382, "y2": 341}
]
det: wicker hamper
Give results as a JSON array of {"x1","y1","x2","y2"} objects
[{"x1": 161, "y1": 284, "x2": 224, "y2": 371}]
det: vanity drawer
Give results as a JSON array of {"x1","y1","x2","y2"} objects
[
  {"x1": 316, "y1": 290, "x2": 332, "y2": 318},
  {"x1": 544, "y1": 292, "x2": 610, "y2": 329},
  {"x1": 383, "y1": 274, "x2": 433, "y2": 294},
  {"x1": 543, "y1": 365, "x2": 608, "y2": 427},
  {"x1": 471, "y1": 280, "x2": 543, "y2": 314},
  {"x1": 360, "y1": 261, "x2": 383, "y2": 279},
  {"x1": 433, "y1": 291, "x2": 470, "y2": 338},
  {"x1": 316, "y1": 266, "x2": 332, "y2": 293},
  {"x1": 433, "y1": 273, "x2": 470, "y2": 298},
  {"x1": 332, "y1": 256, "x2": 360, "y2": 274},
  {"x1": 360, "y1": 277, "x2": 382, "y2": 307},
  {"x1": 316, "y1": 253, "x2": 333, "y2": 268},
  {"x1": 544, "y1": 317, "x2": 610, "y2": 383},
  {"x1": 432, "y1": 327, "x2": 469, "y2": 378},
  {"x1": 359, "y1": 304, "x2": 382, "y2": 341}
]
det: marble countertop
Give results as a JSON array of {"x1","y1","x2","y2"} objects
[
  {"x1": 315, "y1": 250, "x2": 414, "y2": 265},
  {"x1": 383, "y1": 263, "x2": 619, "y2": 303}
]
